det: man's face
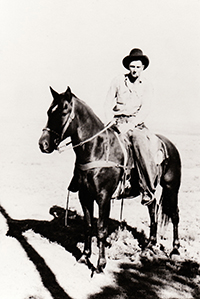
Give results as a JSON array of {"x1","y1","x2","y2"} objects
[{"x1": 128, "y1": 60, "x2": 144, "y2": 78}]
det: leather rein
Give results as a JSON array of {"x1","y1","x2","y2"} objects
[{"x1": 43, "y1": 99, "x2": 128, "y2": 171}]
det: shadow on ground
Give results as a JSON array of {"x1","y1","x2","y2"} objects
[
  {"x1": 90, "y1": 259, "x2": 200, "y2": 299},
  {"x1": 0, "y1": 205, "x2": 200, "y2": 299},
  {"x1": 0, "y1": 204, "x2": 148, "y2": 261}
]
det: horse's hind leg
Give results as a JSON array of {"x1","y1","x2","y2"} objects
[
  {"x1": 147, "y1": 199, "x2": 158, "y2": 247},
  {"x1": 170, "y1": 191, "x2": 180, "y2": 255},
  {"x1": 162, "y1": 185, "x2": 180, "y2": 255}
]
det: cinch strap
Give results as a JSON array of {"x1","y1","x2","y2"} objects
[{"x1": 77, "y1": 161, "x2": 125, "y2": 171}]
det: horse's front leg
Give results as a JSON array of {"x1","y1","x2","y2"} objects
[
  {"x1": 147, "y1": 199, "x2": 157, "y2": 247},
  {"x1": 79, "y1": 192, "x2": 94, "y2": 262},
  {"x1": 96, "y1": 194, "x2": 111, "y2": 272}
]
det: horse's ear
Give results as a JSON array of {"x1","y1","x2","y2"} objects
[
  {"x1": 49, "y1": 86, "x2": 59, "y2": 99},
  {"x1": 65, "y1": 86, "x2": 72, "y2": 102}
]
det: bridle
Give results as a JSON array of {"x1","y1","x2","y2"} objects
[
  {"x1": 42, "y1": 98, "x2": 75, "y2": 148},
  {"x1": 42, "y1": 100, "x2": 130, "y2": 205},
  {"x1": 42, "y1": 127, "x2": 60, "y2": 137},
  {"x1": 43, "y1": 97, "x2": 116, "y2": 150},
  {"x1": 43, "y1": 120, "x2": 115, "y2": 151}
]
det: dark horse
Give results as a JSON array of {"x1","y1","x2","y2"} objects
[{"x1": 39, "y1": 86, "x2": 181, "y2": 272}]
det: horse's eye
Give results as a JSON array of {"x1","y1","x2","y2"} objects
[
  {"x1": 63, "y1": 102, "x2": 69, "y2": 109},
  {"x1": 62, "y1": 110, "x2": 68, "y2": 117}
]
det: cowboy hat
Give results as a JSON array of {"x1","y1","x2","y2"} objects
[{"x1": 122, "y1": 48, "x2": 149, "y2": 70}]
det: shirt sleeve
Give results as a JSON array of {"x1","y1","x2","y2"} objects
[{"x1": 104, "y1": 77, "x2": 119, "y2": 123}]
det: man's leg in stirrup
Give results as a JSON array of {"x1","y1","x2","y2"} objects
[{"x1": 128, "y1": 127, "x2": 158, "y2": 205}]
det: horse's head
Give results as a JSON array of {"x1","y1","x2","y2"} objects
[{"x1": 39, "y1": 86, "x2": 75, "y2": 153}]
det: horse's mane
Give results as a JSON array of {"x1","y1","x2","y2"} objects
[{"x1": 72, "y1": 94, "x2": 104, "y2": 127}]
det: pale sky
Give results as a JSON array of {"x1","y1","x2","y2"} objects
[{"x1": 1, "y1": 0, "x2": 200, "y2": 134}]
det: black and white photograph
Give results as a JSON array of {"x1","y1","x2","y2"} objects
[{"x1": 0, "y1": 1, "x2": 200, "y2": 298}]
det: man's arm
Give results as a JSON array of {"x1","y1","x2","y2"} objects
[{"x1": 104, "y1": 77, "x2": 119, "y2": 123}]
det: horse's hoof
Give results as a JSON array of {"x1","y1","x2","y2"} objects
[
  {"x1": 146, "y1": 242, "x2": 153, "y2": 250},
  {"x1": 77, "y1": 254, "x2": 88, "y2": 264},
  {"x1": 96, "y1": 264, "x2": 106, "y2": 274},
  {"x1": 170, "y1": 247, "x2": 180, "y2": 257},
  {"x1": 96, "y1": 267, "x2": 104, "y2": 274},
  {"x1": 97, "y1": 258, "x2": 106, "y2": 273},
  {"x1": 140, "y1": 248, "x2": 154, "y2": 261},
  {"x1": 146, "y1": 239, "x2": 157, "y2": 250},
  {"x1": 78, "y1": 254, "x2": 97, "y2": 274}
]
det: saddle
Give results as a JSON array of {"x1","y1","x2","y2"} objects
[
  {"x1": 111, "y1": 125, "x2": 169, "y2": 200},
  {"x1": 68, "y1": 124, "x2": 168, "y2": 198}
]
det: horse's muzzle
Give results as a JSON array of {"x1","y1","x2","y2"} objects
[
  {"x1": 39, "y1": 131, "x2": 56, "y2": 153},
  {"x1": 39, "y1": 139, "x2": 52, "y2": 153}
]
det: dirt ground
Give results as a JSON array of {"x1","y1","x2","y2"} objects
[{"x1": 0, "y1": 120, "x2": 200, "y2": 299}]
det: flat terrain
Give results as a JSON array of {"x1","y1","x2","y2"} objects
[{"x1": 0, "y1": 120, "x2": 200, "y2": 299}]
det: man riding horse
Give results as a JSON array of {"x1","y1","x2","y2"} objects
[
  {"x1": 39, "y1": 55, "x2": 181, "y2": 270},
  {"x1": 69, "y1": 48, "x2": 166, "y2": 206}
]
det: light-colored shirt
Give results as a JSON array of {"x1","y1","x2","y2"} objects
[{"x1": 104, "y1": 73, "x2": 153, "y2": 126}]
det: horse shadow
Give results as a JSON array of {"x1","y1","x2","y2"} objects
[
  {"x1": 0, "y1": 205, "x2": 73, "y2": 299},
  {"x1": 90, "y1": 259, "x2": 200, "y2": 299},
  {"x1": 1, "y1": 205, "x2": 200, "y2": 299},
  {"x1": 0, "y1": 204, "x2": 147, "y2": 262},
  {"x1": 0, "y1": 204, "x2": 147, "y2": 295}
]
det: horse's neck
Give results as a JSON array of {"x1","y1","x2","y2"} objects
[
  {"x1": 77, "y1": 98, "x2": 103, "y2": 130},
  {"x1": 70, "y1": 99, "x2": 124, "y2": 165},
  {"x1": 71, "y1": 98, "x2": 104, "y2": 152}
]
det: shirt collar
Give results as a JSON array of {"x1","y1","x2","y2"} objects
[{"x1": 124, "y1": 73, "x2": 143, "y2": 84}]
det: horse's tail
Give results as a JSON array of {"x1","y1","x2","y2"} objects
[
  {"x1": 156, "y1": 134, "x2": 181, "y2": 227},
  {"x1": 159, "y1": 188, "x2": 171, "y2": 226},
  {"x1": 159, "y1": 183, "x2": 180, "y2": 227}
]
